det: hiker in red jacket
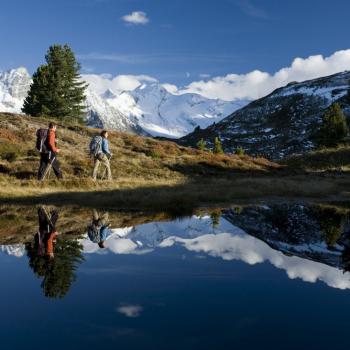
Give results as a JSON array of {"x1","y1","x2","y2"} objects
[{"x1": 38, "y1": 122, "x2": 63, "y2": 180}]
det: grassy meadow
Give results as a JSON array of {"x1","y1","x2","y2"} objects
[{"x1": 1, "y1": 113, "x2": 350, "y2": 209}]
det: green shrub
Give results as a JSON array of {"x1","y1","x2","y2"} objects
[
  {"x1": 213, "y1": 137, "x2": 224, "y2": 154},
  {"x1": 2, "y1": 152, "x2": 17, "y2": 163},
  {"x1": 197, "y1": 138, "x2": 207, "y2": 151},
  {"x1": 27, "y1": 149, "x2": 38, "y2": 157},
  {"x1": 235, "y1": 147, "x2": 245, "y2": 156},
  {"x1": 147, "y1": 150, "x2": 161, "y2": 159}
]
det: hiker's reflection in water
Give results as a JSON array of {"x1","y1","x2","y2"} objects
[
  {"x1": 37, "y1": 207, "x2": 59, "y2": 258},
  {"x1": 88, "y1": 210, "x2": 112, "y2": 248},
  {"x1": 25, "y1": 206, "x2": 84, "y2": 298}
]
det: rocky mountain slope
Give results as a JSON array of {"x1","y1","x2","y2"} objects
[
  {"x1": 223, "y1": 204, "x2": 350, "y2": 271},
  {"x1": 0, "y1": 67, "x2": 246, "y2": 138},
  {"x1": 179, "y1": 71, "x2": 350, "y2": 160}
]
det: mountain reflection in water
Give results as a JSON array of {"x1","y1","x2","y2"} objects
[{"x1": 1, "y1": 203, "x2": 350, "y2": 297}]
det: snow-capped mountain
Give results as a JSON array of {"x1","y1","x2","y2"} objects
[
  {"x1": 0, "y1": 67, "x2": 31, "y2": 113},
  {"x1": 179, "y1": 71, "x2": 350, "y2": 159},
  {"x1": 0, "y1": 67, "x2": 247, "y2": 138},
  {"x1": 100, "y1": 83, "x2": 248, "y2": 138},
  {"x1": 0, "y1": 244, "x2": 26, "y2": 258},
  {"x1": 84, "y1": 88, "x2": 148, "y2": 135}
]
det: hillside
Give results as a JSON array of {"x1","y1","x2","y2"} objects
[
  {"x1": 0, "y1": 112, "x2": 284, "y2": 208},
  {"x1": 1, "y1": 113, "x2": 350, "y2": 208},
  {"x1": 179, "y1": 71, "x2": 350, "y2": 160},
  {"x1": 0, "y1": 67, "x2": 247, "y2": 138},
  {"x1": 283, "y1": 145, "x2": 350, "y2": 172}
]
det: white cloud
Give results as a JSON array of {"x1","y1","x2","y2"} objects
[
  {"x1": 179, "y1": 49, "x2": 350, "y2": 101},
  {"x1": 117, "y1": 304, "x2": 143, "y2": 318},
  {"x1": 81, "y1": 49, "x2": 350, "y2": 102},
  {"x1": 78, "y1": 52, "x2": 239, "y2": 64},
  {"x1": 122, "y1": 11, "x2": 149, "y2": 25},
  {"x1": 238, "y1": 0, "x2": 269, "y2": 19},
  {"x1": 107, "y1": 238, "x2": 139, "y2": 254},
  {"x1": 199, "y1": 73, "x2": 211, "y2": 79},
  {"x1": 162, "y1": 232, "x2": 350, "y2": 290},
  {"x1": 162, "y1": 83, "x2": 178, "y2": 94},
  {"x1": 82, "y1": 73, "x2": 157, "y2": 94}
]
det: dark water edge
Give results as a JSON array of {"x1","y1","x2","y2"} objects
[{"x1": 1, "y1": 202, "x2": 350, "y2": 349}]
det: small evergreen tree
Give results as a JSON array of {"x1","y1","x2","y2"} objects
[
  {"x1": 213, "y1": 137, "x2": 224, "y2": 154},
  {"x1": 316, "y1": 103, "x2": 348, "y2": 147},
  {"x1": 22, "y1": 44, "x2": 87, "y2": 121},
  {"x1": 197, "y1": 138, "x2": 207, "y2": 151},
  {"x1": 235, "y1": 147, "x2": 245, "y2": 156}
]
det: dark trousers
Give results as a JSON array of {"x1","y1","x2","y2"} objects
[
  {"x1": 38, "y1": 207, "x2": 58, "y2": 232},
  {"x1": 38, "y1": 152, "x2": 63, "y2": 180}
]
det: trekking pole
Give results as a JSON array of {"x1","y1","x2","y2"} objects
[
  {"x1": 47, "y1": 164, "x2": 52, "y2": 179},
  {"x1": 41, "y1": 152, "x2": 55, "y2": 181},
  {"x1": 42, "y1": 163, "x2": 52, "y2": 181},
  {"x1": 42, "y1": 205, "x2": 55, "y2": 229}
]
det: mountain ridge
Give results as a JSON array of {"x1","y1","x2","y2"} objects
[{"x1": 178, "y1": 71, "x2": 350, "y2": 160}]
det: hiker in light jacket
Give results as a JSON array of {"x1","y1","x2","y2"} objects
[
  {"x1": 92, "y1": 130, "x2": 112, "y2": 181},
  {"x1": 38, "y1": 122, "x2": 63, "y2": 181}
]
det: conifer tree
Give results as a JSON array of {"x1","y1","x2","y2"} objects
[
  {"x1": 26, "y1": 237, "x2": 84, "y2": 299},
  {"x1": 213, "y1": 137, "x2": 224, "y2": 154},
  {"x1": 210, "y1": 210, "x2": 222, "y2": 228},
  {"x1": 316, "y1": 103, "x2": 348, "y2": 147},
  {"x1": 318, "y1": 207, "x2": 345, "y2": 247},
  {"x1": 22, "y1": 44, "x2": 87, "y2": 121},
  {"x1": 235, "y1": 147, "x2": 245, "y2": 156},
  {"x1": 197, "y1": 138, "x2": 207, "y2": 151}
]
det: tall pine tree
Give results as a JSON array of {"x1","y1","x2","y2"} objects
[
  {"x1": 22, "y1": 44, "x2": 87, "y2": 121},
  {"x1": 316, "y1": 103, "x2": 348, "y2": 147}
]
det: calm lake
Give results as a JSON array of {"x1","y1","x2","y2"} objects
[{"x1": 1, "y1": 203, "x2": 350, "y2": 349}]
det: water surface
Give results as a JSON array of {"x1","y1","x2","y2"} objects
[{"x1": 1, "y1": 203, "x2": 350, "y2": 349}]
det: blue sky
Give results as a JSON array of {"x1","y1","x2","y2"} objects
[{"x1": 1, "y1": 0, "x2": 350, "y2": 87}]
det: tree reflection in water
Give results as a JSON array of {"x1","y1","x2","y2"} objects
[
  {"x1": 25, "y1": 207, "x2": 85, "y2": 299},
  {"x1": 317, "y1": 206, "x2": 347, "y2": 247}
]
